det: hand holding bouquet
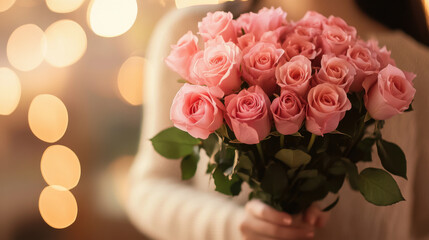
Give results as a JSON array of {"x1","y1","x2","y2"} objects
[{"x1": 152, "y1": 7, "x2": 416, "y2": 214}]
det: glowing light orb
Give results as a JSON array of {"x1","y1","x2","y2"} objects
[
  {"x1": 45, "y1": 20, "x2": 87, "y2": 68},
  {"x1": 0, "y1": 68, "x2": 21, "y2": 115},
  {"x1": 45, "y1": 0, "x2": 85, "y2": 13},
  {"x1": 28, "y1": 94, "x2": 68, "y2": 143},
  {"x1": 7, "y1": 24, "x2": 46, "y2": 71},
  {"x1": 39, "y1": 185, "x2": 78, "y2": 229},
  {"x1": 41, "y1": 145, "x2": 81, "y2": 190},
  {"x1": 117, "y1": 56, "x2": 145, "y2": 105},
  {"x1": 88, "y1": 0, "x2": 138, "y2": 37},
  {"x1": 0, "y1": 0, "x2": 16, "y2": 12}
]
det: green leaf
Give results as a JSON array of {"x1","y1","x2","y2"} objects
[
  {"x1": 328, "y1": 161, "x2": 346, "y2": 175},
  {"x1": 358, "y1": 168, "x2": 405, "y2": 206},
  {"x1": 150, "y1": 127, "x2": 201, "y2": 159},
  {"x1": 215, "y1": 145, "x2": 235, "y2": 170},
  {"x1": 376, "y1": 139, "x2": 407, "y2": 179},
  {"x1": 300, "y1": 175, "x2": 326, "y2": 191},
  {"x1": 261, "y1": 163, "x2": 288, "y2": 199},
  {"x1": 180, "y1": 147, "x2": 200, "y2": 180},
  {"x1": 206, "y1": 163, "x2": 216, "y2": 174},
  {"x1": 322, "y1": 197, "x2": 340, "y2": 212},
  {"x1": 202, "y1": 133, "x2": 219, "y2": 157},
  {"x1": 177, "y1": 79, "x2": 187, "y2": 83},
  {"x1": 275, "y1": 149, "x2": 311, "y2": 169},
  {"x1": 296, "y1": 169, "x2": 318, "y2": 179},
  {"x1": 213, "y1": 167, "x2": 242, "y2": 196},
  {"x1": 328, "y1": 130, "x2": 352, "y2": 138},
  {"x1": 350, "y1": 138, "x2": 376, "y2": 162},
  {"x1": 341, "y1": 158, "x2": 359, "y2": 190}
]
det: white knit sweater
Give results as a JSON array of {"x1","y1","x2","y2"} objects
[{"x1": 127, "y1": 3, "x2": 429, "y2": 240}]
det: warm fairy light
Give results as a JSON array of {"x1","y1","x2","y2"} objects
[
  {"x1": 88, "y1": 0, "x2": 138, "y2": 38},
  {"x1": 0, "y1": 68, "x2": 21, "y2": 115},
  {"x1": 28, "y1": 94, "x2": 68, "y2": 143},
  {"x1": 7, "y1": 24, "x2": 46, "y2": 71},
  {"x1": 45, "y1": 20, "x2": 87, "y2": 68},
  {"x1": 45, "y1": 0, "x2": 85, "y2": 13},
  {"x1": 175, "y1": 0, "x2": 233, "y2": 9},
  {"x1": 41, "y1": 145, "x2": 81, "y2": 190},
  {"x1": 39, "y1": 185, "x2": 78, "y2": 229},
  {"x1": 423, "y1": 0, "x2": 429, "y2": 30},
  {"x1": 117, "y1": 56, "x2": 145, "y2": 105},
  {"x1": 0, "y1": 0, "x2": 15, "y2": 12}
]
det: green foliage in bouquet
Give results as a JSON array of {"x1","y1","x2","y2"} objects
[{"x1": 151, "y1": 92, "x2": 409, "y2": 214}]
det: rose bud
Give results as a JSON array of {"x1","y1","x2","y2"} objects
[
  {"x1": 170, "y1": 84, "x2": 225, "y2": 139},
  {"x1": 314, "y1": 54, "x2": 356, "y2": 92},
  {"x1": 271, "y1": 90, "x2": 306, "y2": 135},
  {"x1": 363, "y1": 64, "x2": 416, "y2": 120},
  {"x1": 198, "y1": 11, "x2": 237, "y2": 42},
  {"x1": 165, "y1": 31, "x2": 199, "y2": 80},
  {"x1": 306, "y1": 83, "x2": 352, "y2": 135},
  {"x1": 345, "y1": 40, "x2": 380, "y2": 92},
  {"x1": 276, "y1": 55, "x2": 312, "y2": 97},
  {"x1": 189, "y1": 37, "x2": 242, "y2": 96},
  {"x1": 224, "y1": 86, "x2": 271, "y2": 144},
  {"x1": 242, "y1": 42, "x2": 284, "y2": 95}
]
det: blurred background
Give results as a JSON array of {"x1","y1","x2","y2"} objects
[{"x1": 0, "y1": 0, "x2": 428, "y2": 240}]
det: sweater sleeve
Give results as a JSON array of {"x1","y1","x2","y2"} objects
[
  {"x1": 126, "y1": 5, "x2": 245, "y2": 240},
  {"x1": 376, "y1": 32, "x2": 429, "y2": 240}
]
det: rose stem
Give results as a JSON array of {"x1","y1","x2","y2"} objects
[
  {"x1": 280, "y1": 134, "x2": 285, "y2": 148},
  {"x1": 256, "y1": 143, "x2": 265, "y2": 164},
  {"x1": 307, "y1": 133, "x2": 316, "y2": 152}
]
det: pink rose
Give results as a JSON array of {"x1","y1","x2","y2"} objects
[
  {"x1": 346, "y1": 40, "x2": 380, "y2": 92},
  {"x1": 320, "y1": 25, "x2": 354, "y2": 55},
  {"x1": 170, "y1": 84, "x2": 225, "y2": 139},
  {"x1": 189, "y1": 37, "x2": 242, "y2": 96},
  {"x1": 237, "y1": 33, "x2": 256, "y2": 51},
  {"x1": 234, "y1": 13, "x2": 251, "y2": 36},
  {"x1": 324, "y1": 16, "x2": 357, "y2": 40},
  {"x1": 314, "y1": 54, "x2": 356, "y2": 92},
  {"x1": 282, "y1": 35, "x2": 320, "y2": 61},
  {"x1": 363, "y1": 64, "x2": 416, "y2": 120},
  {"x1": 245, "y1": 7, "x2": 287, "y2": 40},
  {"x1": 165, "y1": 31, "x2": 199, "y2": 80},
  {"x1": 271, "y1": 90, "x2": 306, "y2": 135},
  {"x1": 242, "y1": 42, "x2": 284, "y2": 95},
  {"x1": 306, "y1": 83, "x2": 351, "y2": 135},
  {"x1": 225, "y1": 86, "x2": 271, "y2": 144},
  {"x1": 198, "y1": 11, "x2": 237, "y2": 42},
  {"x1": 275, "y1": 55, "x2": 312, "y2": 96},
  {"x1": 298, "y1": 11, "x2": 327, "y2": 30},
  {"x1": 366, "y1": 39, "x2": 396, "y2": 69}
]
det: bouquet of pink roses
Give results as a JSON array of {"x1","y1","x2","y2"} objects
[{"x1": 151, "y1": 7, "x2": 416, "y2": 214}]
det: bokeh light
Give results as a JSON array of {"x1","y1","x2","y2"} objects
[
  {"x1": 7, "y1": 24, "x2": 46, "y2": 71},
  {"x1": 39, "y1": 185, "x2": 78, "y2": 229},
  {"x1": 28, "y1": 94, "x2": 68, "y2": 143},
  {"x1": 88, "y1": 0, "x2": 138, "y2": 37},
  {"x1": 0, "y1": 68, "x2": 21, "y2": 115},
  {"x1": 175, "y1": 0, "x2": 232, "y2": 9},
  {"x1": 45, "y1": 0, "x2": 85, "y2": 13},
  {"x1": 45, "y1": 20, "x2": 87, "y2": 68},
  {"x1": 41, "y1": 145, "x2": 81, "y2": 190},
  {"x1": 117, "y1": 56, "x2": 145, "y2": 105},
  {"x1": 0, "y1": 0, "x2": 15, "y2": 12}
]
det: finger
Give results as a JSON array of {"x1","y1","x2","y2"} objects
[
  {"x1": 304, "y1": 204, "x2": 320, "y2": 226},
  {"x1": 315, "y1": 211, "x2": 330, "y2": 228},
  {"x1": 241, "y1": 214, "x2": 315, "y2": 240},
  {"x1": 246, "y1": 200, "x2": 292, "y2": 225}
]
